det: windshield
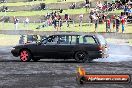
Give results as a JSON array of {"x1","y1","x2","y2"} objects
[{"x1": 97, "y1": 35, "x2": 107, "y2": 45}]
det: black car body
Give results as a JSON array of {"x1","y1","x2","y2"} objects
[{"x1": 11, "y1": 34, "x2": 109, "y2": 62}]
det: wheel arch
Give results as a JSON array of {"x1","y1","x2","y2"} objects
[{"x1": 19, "y1": 48, "x2": 33, "y2": 56}]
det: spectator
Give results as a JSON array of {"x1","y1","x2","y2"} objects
[
  {"x1": 19, "y1": 35, "x2": 25, "y2": 44},
  {"x1": 128, "y1": 0, "x2": 132, "y2": 5},
  {"x1": 94, "y1": 16, "x2": 99, "y2": 32},
  {"x1": 96, "y1": 1, "x2": 103, "y2": 10},
  {"x1": 85, "y1": 0, "x2": 90, "y2": 11},
  {"x1": 111, "y1": 15, "x2": 116, "y2": 32},
  {"x1": 89, "y1": 9, "x2": 94, "y2": 23},
  {"x1": 70, "y1": 3, "x2": 76, "y2": 9},
  {"x1": 106, "y1": 17, "x2": 111, "y2": 32},
  {"x1": 24, "y1": 17, "x2": 29, "y2": 29},
  {"x1": 121, "y1": 16, "x2": 126, "y2": 33},
  {"x1": 79, "y1": 14, "x2": 83, "y2": 26},
  {"x1": 108, "y1": 3, "x2": 112, "y2": 11},
  {"x1": 127, "y1": 13, "x2": 132, "y2": 23},
  {"x1": 47, "y1": 17, "x2": 52, "y2": 26},
  {"x1": 59, "y1": 8, "x2": 63, "y2": 13},
  {"x1": 56, "y1": 13, "x2": 62, "y2": 30},
  {"x1": 13, "y1": 16, "x2": 19, "y2": 30},
  {"x1": 102, "y1": 14, "x2": 106, "y2": 23},
  {"x1": 52, "y1": 17, "x2": 57, "y2": 30},
  {"x1": 65, "y1": 14, "x2": 70, "y2": 27},
  {"x1": 115, "y1": 16, "x2": 120, "y2": 32}
]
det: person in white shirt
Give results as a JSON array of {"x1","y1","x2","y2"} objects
[
  {"x1": 24, "y1": 17, "x2": 29, "y2": 29},
  {"x1": 97, "y1": 1, "x2": 103, "y2": 10},
  {"x1": 79, "y1": 14, "x2": 83, "y2": 26}
]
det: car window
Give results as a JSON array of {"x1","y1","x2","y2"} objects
[
  {"x1": 58, "y1": 35, "x2": 70, "y2": 44},
  {"x1": 83, "y1": 36, "x2": 96, "y2": 44},
  {"x1": 58, "y1": 35, "x2": 79, "y2": 45},
  {"x1": 70, "y1": 36, "x2": 77, "y2": 44},
  {"x1": 42, "y1": 36, "x2": 58, "y2": 45},
  {"x1": 41, "y1": 39, "x2": 47, "y2": 44},
  {"x1": 79, "y1": 36, "x2": 83, "y2": 44}
]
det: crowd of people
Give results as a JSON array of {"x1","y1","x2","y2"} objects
[
  {"x1": 89, "y1": 0, "x2": 132, "y2": 33},
  {"x1": 96, "y1": 0, "x2": 124, "y2": 12},
  {"x1": 89, "y1": 8, "x2": 128, "y2": 33},
  {"x1": 36, "y1": 10, "x2": 72, "y2": 31},
  {"x1": 2, "y1": 0, "x2": 132, "y2": 33}
]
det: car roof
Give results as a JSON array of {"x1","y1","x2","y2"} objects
[{"x1": 48, "y1": 33, "x2": 98, "y2": 37}]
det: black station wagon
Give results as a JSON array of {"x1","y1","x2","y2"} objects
[{"x1": 11, "y1": 34, "x2": 109, "y2": 62}]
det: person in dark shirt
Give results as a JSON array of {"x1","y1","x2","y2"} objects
[
  {"x1": 115, "y1": 16, "x2": 120, "y2": 32},
  {"x1": 94, "y1": 16, "x2": 99, "y2": 32}
]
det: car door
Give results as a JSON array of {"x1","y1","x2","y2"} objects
[
  {"x1": 35, "y1": 36, "x2": 59, "y2": 58},
  {"x1": 56, "y1": 35, "x2": 78, "y2": 58},
  {"x1": 82, "y1": 36, "x2": 99, "y2": 57}
]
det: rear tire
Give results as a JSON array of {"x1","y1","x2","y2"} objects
[
  {"x1": 20, "y1": 49, "x2": 32, "y2": 62},
  {"x1": 74, "y1": 51, "x2": 87, "y2": 63}
]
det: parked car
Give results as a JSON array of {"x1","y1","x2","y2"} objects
[{"x1": 11, "y1": 34, "x2": 109, "y2": 62}]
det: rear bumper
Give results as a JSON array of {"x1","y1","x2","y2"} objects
[
  {"x1": 99, "y1": 52, "x2": 109, "y2": 58},
  {"x1": 11, "y1": 49, "x2": 19, "y2": 57},
  {"x1": 88, "y1": 50, "x2": 109, "y2": 59}
]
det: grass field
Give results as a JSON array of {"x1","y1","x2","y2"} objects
[
  {"x1": 0, "y1": 9, "x2": 122, "y2": 16},
  {"x1": 0, "y1": 0, "x2": 84, "y2": 6},
  {"x1": 0, "y1": 34, "x2": 20, "y2": 46},
  {"x1": 1, "y1": 22, "x2": 132, "y2": 33},
  {"x1": 0, "y1": 8, "x2": 89, "y2": 16}
]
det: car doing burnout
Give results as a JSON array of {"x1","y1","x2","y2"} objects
[{"x1": 11, "y1": 34, "x2": 109, "y2": 62}]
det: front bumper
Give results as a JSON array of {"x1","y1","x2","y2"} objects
[{"x1": 11, "y1": 48, "x2": 19, "y2": 57}]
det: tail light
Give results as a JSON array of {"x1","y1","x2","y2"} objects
[{"x1": 98, "y1": 45, "x2": 103, "y2": 51}]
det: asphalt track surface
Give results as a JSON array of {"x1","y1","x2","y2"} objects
[{"x1": 0, "y1": 44, "x2": 132, "y2": 88}]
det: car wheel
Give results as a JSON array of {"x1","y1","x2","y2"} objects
[
  {"x1": 75, "y1": 51, "x2": 87, "y2": 63},
  {"x1": 20, "y1": 49, "x2": 32, "y2": 62}
]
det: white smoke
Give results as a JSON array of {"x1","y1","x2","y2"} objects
[{"x1": 95, "y1": 44, "x2": 132, "y2": 62}]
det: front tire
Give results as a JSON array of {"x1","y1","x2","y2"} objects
[
  {"x1": 20, "y1": 49, "x2": 32, "y2": 62},
  {"x1": 75, "y1": 51, "x2": 87, "y2": 63}
]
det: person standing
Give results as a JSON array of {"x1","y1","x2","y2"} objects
[
  {"x1": 106, "y1": 17, "x2": 111, "y2": 32},
  {"x1": 79, "y1": 14, "x2": 83, "y2": 26},
  {"x1": 111, "y1": 15, "x2": 116, "y2": 32},
  {"x1": 65, "y1": 14, "x2": 70, "y2": 27},
  {"x1": 121, "y1": 17, "x2": 125, "y2": 33},
  {"x1": 85, "y1": 0, "x2": 90, "y2": 11},
  {"x1": 24, "y1": 17, "x2": 29, "y2": 29},
  {"x1": 56, "y1": 13, "x2": 62, "y2": 30},
  {"x1": 94, "y1": 16, "x2": 99, "y2": 32},
  {"x1": 13, "y1": 16, "x2": 19, "y2": 30},
  {"x1": 115, "y1": 16, "x2": 120, "y2": 32},
  {"x1": 52, "y1": 17, "x2": 57, "y2": 31}
]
